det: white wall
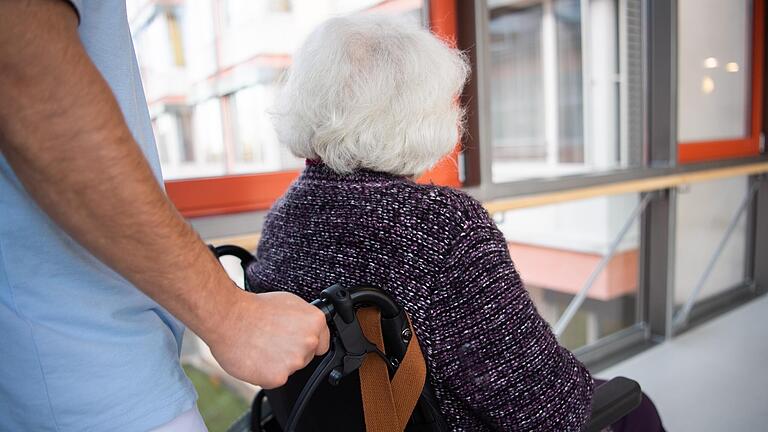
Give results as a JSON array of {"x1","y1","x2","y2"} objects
[{"x1": 496, "y1": 193, "x2": 640, "y2": 255}]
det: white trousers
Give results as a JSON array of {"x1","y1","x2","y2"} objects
[{"x1": 148, "y1": 406, "x2": 208, "y2": 432}]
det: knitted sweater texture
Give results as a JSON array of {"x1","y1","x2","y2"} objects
[{"x1": 247, "y1": 164, "x2": 593, "y2": 431}]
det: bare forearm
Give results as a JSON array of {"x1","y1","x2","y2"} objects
[{"x1": 0, "y1": 0, "x2": 236, "y2": 342}]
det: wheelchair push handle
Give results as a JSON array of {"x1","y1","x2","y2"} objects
[
  {"x1": 208, "y1": 244, "x2": 255, "y2": 272},
  {"x1": 311, "y1": 285, "x2": 402, "y2": 323},
  {"x1": 310, "y1": 298, "x2": 334, "y2": 322},
  {"x1": 285, "y1": 284, "x2": 406, "y2": 431},
  {"x1": 207, "y1": 243, "x2": 402, "y2": 320}
]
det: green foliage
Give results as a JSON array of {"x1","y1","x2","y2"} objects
[{"x1": 183, "y1": 364, "x2": 249, "y2": 432}]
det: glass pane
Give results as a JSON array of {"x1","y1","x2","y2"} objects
[
  {"x1": 677, "y1": 0, "x2": 751, "y2": 142},
  {"x1": 128, "y1": 0, "x2": 424, "y2": 180},
  {"x1": 674, "y1": 176, "x2": 749, "y2": 307},
  {"x1": 489, "y1": 3, "x2": 546, "y2": 164},
  {"x1": 230, "y1": 85, "x2": 303, "y2": 174},
  {"x1": 492, "y1": 192, "x2": 641, "y2": 350},
  {"x1": 489, "y1": 0, "x2": 639, "y2": 183}
]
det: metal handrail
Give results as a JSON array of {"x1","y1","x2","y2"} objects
[
  {"x1": 484, "y1": 161, "x2": 768, "y2": 214},
  {"x1": 207, "y1": 162, "x2": 768, "y2": 247}
]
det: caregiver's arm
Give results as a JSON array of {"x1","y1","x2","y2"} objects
[{"x1": 0, "y1": 0, "x2": 328, "y2": 389}]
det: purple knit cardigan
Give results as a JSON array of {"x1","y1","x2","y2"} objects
[{"x1": 247, "y1": 163, "x2": 594, "y2": 431}]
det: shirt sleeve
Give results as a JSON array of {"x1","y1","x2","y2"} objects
[{"x1": 428, "y1": 222, "x2": 594, "y2": 431}]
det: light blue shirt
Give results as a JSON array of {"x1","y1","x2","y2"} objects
[{"x1": 0, "y1": 1, "x2": 197, "y2": 431}]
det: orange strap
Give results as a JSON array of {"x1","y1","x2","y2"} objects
[{"x1": 357, "y1": 308, "x2": 427, "y2": 432}]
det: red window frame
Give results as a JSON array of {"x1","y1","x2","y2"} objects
[
  {"x1": 678, "y1": 0, "x2": 765, "y2": 164},
  {"x1": 166, "y1": 0, "x2": 461, "y2": 218}
]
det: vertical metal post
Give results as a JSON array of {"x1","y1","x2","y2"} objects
[
  {"x1": 641, "y1": 189, "x2": 676, "y2": 341},
  {"x1": 646, "y1": 0, "x2": 677, "y2": 166},
  {"x1": 641, "y1": 0, "x2": 677, "y2": 341},
  {"x1": 745, "y1": 176, "x2": 759, "y2": 290},
  {"x1": 756, "y1": 1, "x2": 768, "y2": 295},
  {"x1": 754, "y1": 175, "x2": 768, "y2": 295},
  {"x1": 475, "y1": 0, "x2": 494, "y2": 192},
  {"x1": 456, "y1": 0, "x2": 482, "y2": 187}
]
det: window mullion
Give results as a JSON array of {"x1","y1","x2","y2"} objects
[{"x1": 542, "y1": 0, "x2": 561, "y2": 166}]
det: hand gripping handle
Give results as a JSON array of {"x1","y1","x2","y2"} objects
[{"x1": 284, "y1": 285, "x2": 402, "y2": 432}]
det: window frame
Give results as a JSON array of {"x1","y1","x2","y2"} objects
[
  {"x1": 194, "y1": 0, "x2": 768, "y2": 369},
  {"x1": 449, "y1": 0, "x2": 768, "y2": 369},
  {"x1": 677, "y1": 0, "x2": 765, "y2": 164},
  {"x1": 164, "y1": 0, "x2": 461, "y2": 218},
  {"x1": 463, "y1": 0, "x2": 646, "y2": 191}
]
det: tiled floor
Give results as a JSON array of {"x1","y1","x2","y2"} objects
[{"x1": 599, "y1": 294, "x2": 768, "y2": 432}]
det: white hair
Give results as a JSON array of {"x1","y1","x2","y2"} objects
[{"x1": 271, "y1": 14, "x2": 470, "y2": 176}]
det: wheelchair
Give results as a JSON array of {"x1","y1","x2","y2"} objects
[{"x1": 211, "y1": 245, "x2": 643, "y2": 432}]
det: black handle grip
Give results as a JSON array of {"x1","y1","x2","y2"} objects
[
  {"x1": 209, "y1": 244, "x2": 255, "y2": 272},
  {"x1": 582, "y1": 377, "x2": 643, "y2": 432},
  {"x1": 311, "y1": 298, "x2": 334, "y2": 322},
  {"x1": 310, "y1": 286, "x2": 402, "y2": 324}
]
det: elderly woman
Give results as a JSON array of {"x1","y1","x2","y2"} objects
[{"x1": 247, "y1": 15, "x2": 662, "y2": 432}]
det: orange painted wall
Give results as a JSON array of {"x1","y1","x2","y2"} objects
[{"x1": 508, "y1": 242, "x2": 639, "y2": 301}]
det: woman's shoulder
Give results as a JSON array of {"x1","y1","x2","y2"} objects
[
  {"x1": 281, "y1": 166, "x2": 498, "y2": 239},
  {"x1": 398, "y1": 182, "x2": 496, "y2": 232}
]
